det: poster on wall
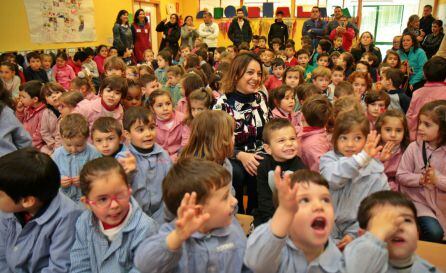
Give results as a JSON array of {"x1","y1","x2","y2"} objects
[{"x1": 23, "y1": 0, "x2": 96, "y2": 43}]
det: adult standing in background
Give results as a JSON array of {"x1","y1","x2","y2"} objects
[
  {"x1": 268, "y1": 11, "x2": 288, "y2": 50},
  {"x1": 328, "y1": 15, "x2": 355, "y2": 51},
  {"x1": 228, "y1": 8, "x2": 253, "y2": 47},
  {"x1": 198, "y1": 12, "x2": 219, "y2": 53},
  {"x1": 113, "y1": 10, "x2": 133, "y2": 53},
  {"x1": 351, "y1": 31, "x2": 382, "y2": 64},
  {"x1": 132, "y1": 9, "x2": 151, "y2": 63},
  {"x1": 422, "y1": 20, "x2": 444, "y2": 59},
  {"x1": 181, "y1": 16, "x2": 199, "y2": 49},
  {"x1": 156, "y1": 14, "x2": 181, "y2": 58},
  {"x1": 420, "y1": 5, "x2": 435, "y2": 36},
  {"x1": 302, "y1": 6, "x2": 326, "y2": 50},
  {"x1": 325, "y1": 6, "x2": 359, "y2": 37},
  {"x1": 403, "y1": 15, "x2": 425, "y2": 43}
]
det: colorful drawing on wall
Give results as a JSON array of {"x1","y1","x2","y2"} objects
[{"x1": 23, "y1": 0, "x2": 96, "y2": 43}]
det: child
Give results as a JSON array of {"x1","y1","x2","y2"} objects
[
  {"x1": 0, "y1": 62, "x2": 21, "y2": 99},
  {"x1": 311, "y1": 66, "x2": 332, "y2": 101},
  {"x1": 120, "y1": 106, "x2": 171, "y2": 223},
  {"x1": 284, "y1": 44, "x2": 298, "y2": 67},
  {"x1": 91, "y1": 116, "x2": 125, "y2": 157},
  {"x1": 246, "y1": 169, "x2": 342, "y2": 272},
  {"x1": 0, "y1": 148, "x2": 81, "y2": 272},
  {"x1": 271, "y1": 38, "x2": 282, "y2": 54},
  {"x1": 296, "y1": 49, "x2": 314, "y2": 79},
  {"x1": 265, "y1": 58, "x2": 285, "y2": 92},
  {"x1": 134, "y1": 158, "x2": 246, "y2": 273},
  {"x1": 94, "y1": 44, "x2": 108, "y2": 75},
  {"x1": 344, "y1": 191, "x2": 439, "y2": 272},
  {"x1": 70, "y1": 72, "x2": 97, "y2": 100},
  {"x1": 140, "y1": 74, "x2": 160, "y2": 104},
  {"x1": 283, "y1": 66, "x2": 304, "y2": 90},
  {"x1": 375, "y1": 110, "x2": 410, "y2": 191},
  {"x1": 179, "y1": 45, "x2": 191, "y2": 66},
  {"x1": 155, "y1": 50, "x2": 171, "y2": 85},
  {"x1": 40, "y1": 53, "x2": 54, "y2": 82},
  {"x1": 24, "y1": 51, "x2": 49, "y2": 83},
  {"x1": 301, "y1": 95, "x2": 333, "y2": 172},
  {"x1": 109, "y1": 47, "x2": 118, "y2": 57},
  {"x1": 122, "y1": 79, "x2": 142, "y2": 109},
  {"x1": 52, "y1": 52, "x2": 75, "y2": 90},
  {"x1": 81, "y1": 47, "x2": 100, "y2": 80},
  {"x1": 312, "y1": 39, "x2": 332, "y2": 66},
  {"x1": 58, "y1": 91, "x2": 84, "y2": 118},
  {"x1": 328, "y1": 65, "x2": 345, "y2": 97},
  {"x1": 186, "y1": 87, "x2": 214, "y2": 121},
  {"x1": 337, "y1": 52, "x2": 355, "y2": 78},
  {"x1": 125, "y1": 66, "x2": 139, "y2": 81},
  {"x1": 270, "y1": 85, "x2": 302, "y2": 134},
  {"x1": 383, "y1": 50, "x2": 401, "y2": 69},
  {"x1": 260, "y1": 49, "x2": 274, "y2": 73},
  {"x1": 142, "y1": 48, "x2": 156, "y2": 70},
  {"x1": 40, "y1": 82, "x2": 64, "y2": 154},
  {"x1": 226, "y1": 45, "x2": 237, "y2": 59},
  {"x1": 176, "y1": 72, "x2": 205, "y2": 114},
  {"x1": 316, "y1": 53, "x2": 330, "y2": 68},
  {"x1": 165, "y1": 65, "x2": 184, "y2": 105},
  {"x1": 251, "y1": 35, "x2": 260, "y2": 51},
  {"x1": 391, "y1": 35, "x2": 402, "y2": 51},
  {"x1": 397, "y1": 100, "x2": 446, "y2": 243},
  {"x1": 104, "y1": 56, "x2": 127, "y2": 77},
  {"x1": 254, "y1": 118, "x2": 306, "y2": 226},
  {"x1": 333, "y1": 81, "x2": 354, "y2": 101},
  {"x1": 355, "y1": 61, "x2": 371, "y2": 74},
  {"x1": 405, "y1": 56, "x2": 446, "y2": 140},
  {"x1": 361, "y1": 52, "x2": 379, "y2": 82},
  {"x1": 329, "y1": 51, "x2": 341, "y2": 68},
  {"x1": 331, "y1": 35, "x2": 345, "y2": 53},
  {"x1": 138, "y1": 64, "x2": 154, "y2": 77},
  {"x1": 70, "y1": 157, "x2": 158, "y2": 272},
  {"x1": 333, "y1": 95, "x2": 363, "y2": 119},
  {"x1": 381, "y1": 68, "x2": 411, "y2": 113},
  {"x1": 52, "y1": 113, "x2": 101, "y2": 202},
  {"x1": 213, "y1": 47, "x2": 226, "y2": 70},
  {"x1": 364, "y1": 90, "x2": 390, "y2": 130},
  {"x1": 258, "y1": 36, "x2": 267, "y2": 52},
  {"x1": 16, "y1": 80, "x2": 47, "y2": 151},
  {"x1": 348, "y1": 71, "x2": 372, "y2": 101},
  {"x1": 148, "y1": 90, "x2": 186, "y2": 161},
  {"x1": 74, "y1": 76, "x2": 127, "y2": 130},
  {"x1": 69, "y1": 51, "x2": 85, "y2": 75},
  {"x1": 319, "y1": 110, "x2": 389, "y2": 247}
]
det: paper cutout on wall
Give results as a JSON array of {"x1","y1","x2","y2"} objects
[
  {"x1": 166, "y1": 3, "x2": 176, "y2": 15},
  {"x1": 214, "y1": 7, "x2": 223, "y2": 19},
  {"x1": 247, "y1": 7, "x2": 260, "y2": 18},
  {"x1": 263, "y1": 2, "x2": 274, "y2": 18},
  {"x1": 296, "y1": 6, "x2": 311, "y2": 18},
  {"x1": 224, "y1": 6, "x2": 236, "y2": 18},
  {"x1": 276, "y1": 7, "x2": 290, "y2": 17}
]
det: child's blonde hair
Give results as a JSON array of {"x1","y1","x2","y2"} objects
[
  {"x1": 311, "y1": 66, "x2": 332, "y2": 80},
  {"x1": 332, "y1": 110, "x2": 370, "y2": 153},
  {"x1": 333, "y1": 95, "x2": 363, "y2": 119},
  {"x1": 60, "y1": 113, "x2": 89, "y2": 139},
  {"x1": 104, "y1": 56, "x2": 127, "y2": 76}
]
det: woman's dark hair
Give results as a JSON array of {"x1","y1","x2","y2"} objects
[
  {"x1": 169, "y1": 14, "x2": 180, "y2": 27},
  {"x1": 133, "y1": 9, "x2": 148, "y2": 25},
  {"x1": 432, "y1": 20, "x2": 444, "y2": 33},
  {"x1": 115, "y1": 10, "x2": 129, "y2": 25},
  {"x1": 0, "y1": 81, "x2": 14, "y2": 112},
  {"x1": 400, "y1": 33, "x2": 420, "y2": 52},
  {"x1": 183, "y1": 16, "x2": 193, "y2": 27},
  {"x1": 95, "y1": 44, "x2": 108, "y2": 55},
  {"x1": 221, "y1": 52, "x2": 263, "y2": 93}
]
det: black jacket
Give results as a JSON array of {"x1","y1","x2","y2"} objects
[
  {"x1": 228, "y1": 18, "x2": 252, "y2": 46},
  {"x1": 422, "y1": 32, "x2": 445, "y2": 59},
  {"x1": 351, "y1": 43, "x2": 382, "y2": 65},
  {"x1": 24, "y1": 67, "x2": 49, "y2": 83},
  {"x1": 156, "y1": 21, "x2": 181, "y2": 55},
  {"x1": 268, "y1": 20, "x2": 288, "y2": 49},
  {"x1": 420, "y1": 15, "x2": 435, "y2": 36}
]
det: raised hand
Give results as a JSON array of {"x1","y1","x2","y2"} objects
[
  {"x1": 117, "y1": 152, "x2": 137, "y2": 174},
  {"x1": 379, "y1": 141, "x2": 395, "y2": 162},
  {"x1": 175, "y1": 192, "x2": 210, "y2": 241},
  {"x1": 368, "y1": 208, "x2": 405, "y2": 241},
  {"x1": 275, "y1": 166, "x2": 299, "y2": 214},
  {"x1": 363, "y1": 131, "x2": 383, "y2": 158}
]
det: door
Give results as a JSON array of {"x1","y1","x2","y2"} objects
[{"x1": 133, "y1": 2, "x2": 159, "y2": 54}]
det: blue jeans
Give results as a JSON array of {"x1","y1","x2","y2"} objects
[{"x1": 418, "y1": 216, "x2": 444, "y2": 243}]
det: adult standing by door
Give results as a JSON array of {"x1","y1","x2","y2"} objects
[
  {"x1": 132, "y1": 9, "x2": 151, "y2": 63},
  {"x1": 268, "y1": 11, "x2": 288, "y2": 50},
  {"x1": 302, "y1": 6, "x2": 326, "y2": 50},
  {"x1": 420, "y1": 5, "x2": 435, "y2": 37},
  {"x1": 181, "y1": 16, "x2": 199, "y2": 49},
  {"x1": 113, "y1": 10, "x2": 133, "y2": 53},
  {"x1": 198, "y1": 12, "x2": 219, "y2": 53},
  {"x1": 228, "y1": 8, "x2": 253, "y2": 47},
  {"x1": 156, "y1": 14, "x2": 181, "y2": 58}
]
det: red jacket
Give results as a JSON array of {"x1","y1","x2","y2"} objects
[{"x1": 329, "y1": 27, "x2": 355, "y2": 51}]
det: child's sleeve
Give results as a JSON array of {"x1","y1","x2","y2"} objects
[
  {"x1": 134, "y1": 223, "x2": 182, "y2": 273},
  {"x1": 244, "y1": 222, "x2": 285, "y2": 273},
  {"x1": 254, "y1": 161, "x2": 275, "y2": 227},
  {"x1": 0, "y1": 217, "x2": 10, "y2": 273},
  {"x1": 3, "y1": 107, "x2": 32, "y2": 150},
  {"x1": 69, "y1": 217, "x2": 92, "y2": 273},
  {"x1": 396, "y1": 144, "x2": 423, "y2": 188},
  {"x1": 319, "y1": 152, "x2": 362, "y2": 190},
  {"x1": 128, "y1": 215, "x2": 159, "y2": 273},
  {"x1": 40, "y1": 110, "x2": 57, "y2": 152}
]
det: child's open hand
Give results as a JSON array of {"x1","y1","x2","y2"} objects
[
  {"x1": 175, "y1": 192, "x2": 210, "y2": 241},
  {"x1": 275, "y1": 166, "x2": 299, "y2": 214},
  {"x1": 368, "y1": 208, "x2": 405, "y2": 241},
  {"x1": 117, "y1": 152, "x2": 137, "y2": 174},
  {"x1": 60, "y1": 176, "x2": 72, "y2": 188},
  {"x1": 363, "y1": 131, "x2": 383, "y2": 158},
  {"x1": 379, "y1": 141, "x2": 395, "y2": 162}
]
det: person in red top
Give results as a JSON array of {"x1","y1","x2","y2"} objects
[
  {"x1": 329, "y1": 15, "x2": 355, "y2": 51},
  {"x1": 265, "y1": 58, "x2": 285, "y2": 93},
  {"x1": 132, "y1": 9, "x2": 152, "y2": 63},
  {"x1": 284, "y1": 44, "x2": 298, "y2": 67}
]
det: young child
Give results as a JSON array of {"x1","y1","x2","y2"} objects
[
  {"x1": 364, "y1": 90, "x2": 390, "y2": 130},
  {"x1": 122, "y1": 79, "x2": 142, "y2": 109},
  {"x1": 91, "y1": 116, "x2": 125, "y2": 157},
  {"x1": 134, "y1": 158, "x2": 246, "y2": 273},
  {"x1": 24, "y1": 52, "x2": 49, "y2": 83},
  {"x1": 140, "y1": 74, "x2": 160, "y2": 104},
  {"x1": 301, "y1": 95, "x2": 333, "y2": 172},
  {"x1": 70, "y1": 72, "x2": 97, "y2": 100},
  {"x1": 148, "y1": 90, "x2": 186, "y2": 161},
  {"x1": 179, "y1": 45, "x2": 191, "y2": 66},
  {"x1": 348, "y1": 71, "x2": 372, "y2": 102},
  {"x1": 283, "y1": 66, "x2": 304, "y2": 90},
  {"x1": 270, "y1": 85, "x2": 302, "y2": 134},
  {"x1": 69, "y1": 51, "x2": 86, "y2": 75},
  {"x1": 213, "y1": 47, "x2": 226, "y2": 70},
  {"x1": 176, "y1": 72, "x2": 205, "y2": 114},
  {"x1": 0, "y1": 148, "x2": 82, "y2": 272},
  {"x1": 319, "y1": 110, "x2": 389, "y2": 248},
  {"x1": 258, "y1": 36, "x2": 267, "y2": 52},
  {"x1": 361, "y1": 52, "x2": 379, "y2": 82},
  {"x1": 120, "y1": 106, "x2": 171, "y2": 223},
  {"x1": 397, "y1": 100, "x2": 446, "y2": 243},
  {"x1": 70, "y1": 157, "x2": 158, "y2": 272},
  {"x1": 296, "y1": 49, "x2": 314, "y2": 79},
  {"x1": 82, "y1": 47, "x2": 100, "y2": 80},
  {"x1": 344, "y1": 191, "x2": 439, "y2": 272},
  {"x1": 58, "y1": 91, "x2": 84, "y2": 117},
  {"x1": 52, "y1": 113, "x2": 101, "y2": 202},
  {"x1": 328, "y1": 65, "x2": 345, "y2": 97},
  {"x1": 333, "y1": 95, "x2": 363, "y2": 119},
  {"x1": 94, "y1": 45, "x2": 108, "y2": 75},
  {"x1": 316, "y1": 53, "x2": 330, "y2": 68},
  {"x1": 355, "y1": 61, "x2": 371, "y2": 74},
  {"x1": 284, "y1": 44, "x2": 298, "y2": 67},
  {"x1": 375, "y1": 110, "x2": 410, "y2": 191},
  {"x1": 16, "y1": 80, "x2": 47, "y2": 151},
  {"x1": 0, "y1": 62, "x2": 21, "y2": 99},
  {"x1": 40, "y1": 53, "x2": 54, "y2": 82},
  {"x1": 381, "y1": 68, "x2": 411, "y2": 113},
  {"x1": 265, "y1": 58, "x2": 285, "y2": 92},
  {"x1": 251, "y1": 35, "x2": 260, "y2": 51},
  {"x1": 260, "y1": 49, "x2": 274, "y2": 73},
  {"x1": 254, "y1": 118, "x2": 306, "y2": 226},
  {"x1": 246, "y1": 169, "x2": 342, "y2": 272},
  {"x1": 74, "y1": 75, "x2": 127, "y2": 130},
  {"x1": 333, "y1": 81, "x2": 354, "y2": 101},
  {"x1": 104, "y1": 56, "x2": 127, "y2": 77},
  {"x1": 52, "y1": 52, "x2": 75, "y2": 90},
  {"x1": 329, "y1": 51, "x2": 341, "y2": 68},
  {"x1": 165, "y1": 66, "x2": 184, "y2": 105},
  {"x1": 271, "y1": 38, "x2": 282, "y2": 54},
  {"x1": 40, "y1": 82, "x2": 64, "y2": 154},
  {"x1": 337, "y1": 52, "x2": 355, "y2": 78},
  {"x1": 142, "y1": 48, "x2": 156, "y2": 69},
  {"x1": 311, "y1": 66, "x2": 332, "y2": 101},
  {"x1": 331, "y1": 35, "x2": 345, "y2": 53},
  {"x1": 138, "y1": 64, "x2": 154, "y2": 77},
  {"x1": 383, "y1": 50, "x2": 401, "y2": 69},
  {"x1": 155, "y1": 50, "x2": 171, "y2": 85},
  {"x1": 125, "y1": 66, "x2": 139, "y2": 81}
]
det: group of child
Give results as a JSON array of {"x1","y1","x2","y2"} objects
[{"x1": 0, "y1": 28, "x2": 445, "y2": 272}]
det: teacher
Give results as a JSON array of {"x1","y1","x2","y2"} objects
[
  {"x1": 112, "y1": 10, "x2": 133, "y2": 53},
  {"x1": 131, "y1": 9, "x2": 152, "y2": 63},
  {"x1": 156, "y1": 14, "x2": 181, "y2": 58}
]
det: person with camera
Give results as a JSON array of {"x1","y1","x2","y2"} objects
[{"x1": 328, "y1": 15, "x2": 355, "y2": 51}]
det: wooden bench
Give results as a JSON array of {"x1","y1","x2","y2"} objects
[
  {"x1": 236, "y1": 214, "x2": 254, "y2": 235},
  {"x1": 416, "y1": 240, "x2": 446, "y2": 272}
]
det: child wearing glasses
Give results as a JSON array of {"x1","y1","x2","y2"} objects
[{"x1": 70, "y1": 157, "x2": 158, "y2": 272}]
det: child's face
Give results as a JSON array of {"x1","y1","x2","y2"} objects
[
  {"x1": 194, "y1": 39, "x2": 202, "y2": 48},
  {"x1": 418, "y1": 114, "x2": 440, "y2": 144},
  {"x1": 356, "y1": 63, "x2": 368, "y2": 73},
  {"x1": 316, "y1": 45, "x2": 323, "y2": 54},
  {"x1": 19, "y1": 91, "x2": 36, "y2": 107},
  {"x1": 285, "y1": 48, "x2": 295, "y2": 58},
  {"x1": 380, "y1": 117, "x2": 404, "y2": 146},
  {"x1": 144, "y1": 51, "x2": 154, "y2": 63},
  {"x1": 45, "y1": 91, "x2": 62, "y2": 108},
  {"x1": 157, "y1": 56, "x2": 167, "y2": 68},
  {"x1": 0, "y1": 190, "x2": 25, "y2": 213},
  {"x1": 84, "y1": 171, "x2": 131, "y2": 226},
  {"x1": 62, "y1": 135, "x2": 87, "y2": 154},
  {"x1": 261, "y1": 52, "x2": 274, "y2": 65},
  {"x1": 143, "y1": 80, "x2": 160, "y2": 97},
  {"x1": 152, "y1": 95, "x2": 173, "y2": 121},
  {"x1": 126, "y1": 119, "x2": 156, "y2": 149},
  {"x1": 264, "y1": 126, "x2": 298, "y2": 162},
  {"x1": 336, "y1": 125, "x2": 366, "y2": 157},
  {"x1": 57, "y1": 102, "x2": 74, "y2": 117},
  {"x1": 367, "y1": 100, "x2": 387, "y2": 120},
  {"x1": 313, "y1": 76, "x2": 330, "y2": 91},
  {"x1": 334, "y1": 37, "x2": 343, "y2": 48},
  {"x1": 380, "y1": 74, "x2": 392, "y2": 90},
  {"x1": 317, "y1": 57, "x2": 329, "y2": 67},
  {"x1": 201, "y1": 183, "x2": 238, "y2": 231},
  {"x1": 272, "y1": 66, "x2": 284, "y2": 79},
  {"x1": 92, "y1": 130, "x2": 121, "y2": 156},
  {"x1": 101, "y1": 88, "x2": 122, "y2": 108},
  {"x1": 0, "y1": 65, "x2": 14, "y2": 80},
  {"x1": 99, "y1": 47, "x2": 109, "y2": 58},
  {"x1": 42, "y1": 57, "x2": 52, "y2": 70},
  {"x1": 56, "y1": 57, "x2": 66, "y2": 67},
  {"x1": 285, "y1": 71, "x2": 300, "y2": 88},
  {"x1": 290, "y1": 183, "x2": 334, "y2": 250},
  {"x1": 122, "y1": 86, "x2": 142, "y2": 109},
  {"x1": 336, "y1": 55, "x2": 346, "y2": 68},
  {"x1": 352, "y1": 78, "x2": 367, "y2": 98},
  {"x1": 386, "y1": 55, "x2": 399, "y2": 68},
  {"x1": 272, "y1": 43, "x2": 280, "y2": 52},
  {"x1": 109, "y1": 48, "x2": 118, "y2": 57},
  {"x1": 190, "y1": 99, "x2": 206, "y2": 118},
  {"x1": 126, "y1": 68, "x2": 138, "y2": 80},
  {"x1": 181, "y1": 47, "x2": 190, "y2": 58},
  {"x1": 297, "y1": 54, "x2": 309, "y2": 66},
  {"x1": 392, "y1": 37, "x2": 401, "y2": 49},
  {"x1": 29, "y1": 57, "x2": 42, "y2": 71},
  {"x1": 331, "y1": 55, "x2": 340, "y2": 66},
  {"x1": 331, "y1": 71, "x2": 344, "y2": 85},
  {"x1": 360, "y1": 56, "x2": 373, "y2": 66},
  {"x1": 214, "y1": 51, "x2": 221, "y2": 61},
  {"x1": 279, "y1": 90, "x2": 296, "y2": 113},
  {"x1": 167, "y1": 73, "x2": 180, "y2": 86},
  {"x1": 106, "y1": 68, "x2": 123, "y2": 77},
  {"x1": 227, "y1": 47, "x2": 235, "y2": 56},
  {"x1": 259, "y1": 39, "x2": 266, "y2": 48},
  {"x1": 252, "y1": 39, "x2": 259, "y2": 47}
]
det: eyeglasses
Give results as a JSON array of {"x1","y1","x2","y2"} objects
[{"x1": 86, "y1": 189, "x2": 131, "y2": 208}]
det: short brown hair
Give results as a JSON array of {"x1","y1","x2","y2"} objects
[
  {"x1": 332, "y1": 110, "x2": 370, "y2": 152},
  {"x1": 166, "y1": 65, "x2": 184, "y2": 77},
  {"x1": 163, "y1": 158, "x2": 231, "y2": 216},
  {"x1": 41, "y1": 82, "x2": 65, "y2": 98},
  {"x1": 99, "y1": 76, "x2": 128, "y2": 98},
  {"x1": 333, "y1": 95, "x2": 363, "y2": 118},
  {"x1": 311, "y1": 66, "x2": 331, "y2": 80},
  {"x1": 263, "y1": 118, "x2": 294, "y2": 144},
  {"x1": 302, "y1": 95, "x2": 332, "y2": 127},
  {"x1": 147, "y1": 89, "x2": 171, "y2": 108},
  {"x1": 59, "y1": 113, "x2": 89, "y2": 138},
  {"x1": 270, "y1": 85, "x2": 295, "y2": 108},
  {"x1": 123, "y1": 106, "x2": 154, "y2": 131},
  {"x1": 59, "y1": 91, "x2": 84, "y2": 107},
  {"x1": 334, "y1": 81, "x2": 354, "y2": 98},
  {"x1": 91, "y1": 117, "x2": 123, "y2": 137},
  {"x1": 104, "y1": 56, "x2": 127, "y2": 75},
  {"x1": 364, "y1": 90, "x2": 390, "y2": 107},
  {"x1": 296, "y1": 83, "x2": 323, "y2": 102},
  {"x1": 221, "y1": 53, "x2": 263, "y2": 94}
]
